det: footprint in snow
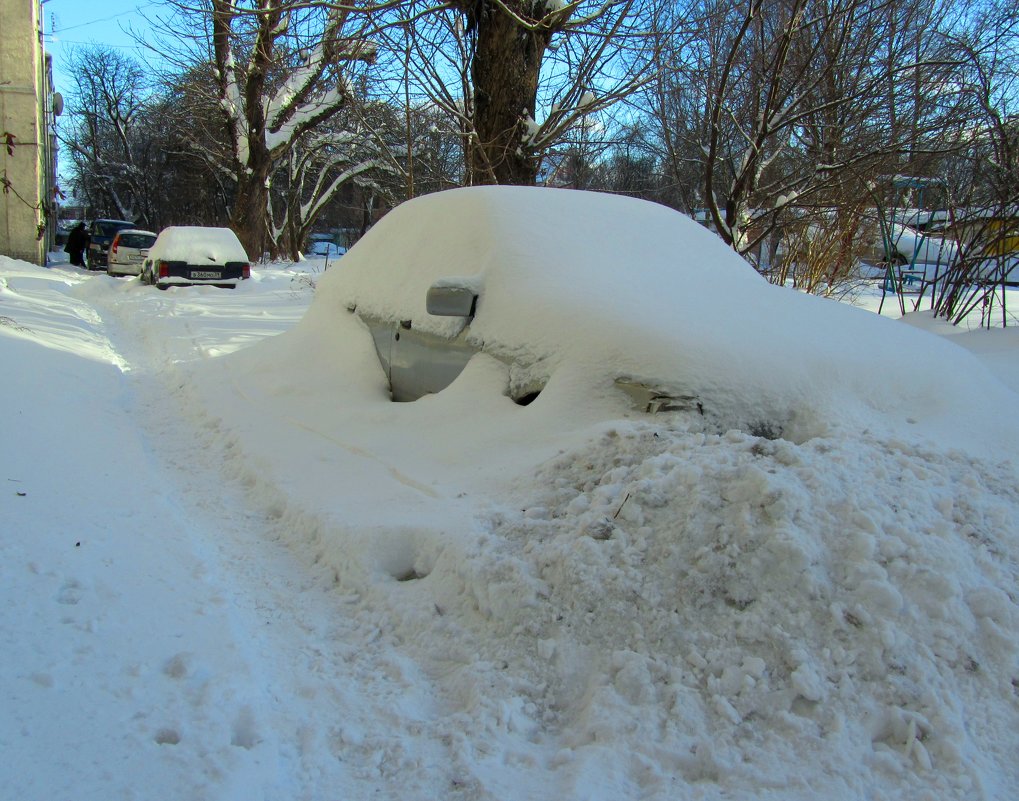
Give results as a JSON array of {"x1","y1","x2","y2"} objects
[{"x1": 57, "y1": 579, "x2": 83, "y2": 605}]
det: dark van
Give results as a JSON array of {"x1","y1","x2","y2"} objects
[{"x1": 87, "y1": 219, "x2": 136, "y2": 269}]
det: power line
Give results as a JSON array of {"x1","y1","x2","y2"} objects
[
  {"x1": 48, "y1": 2, "x2": 157, "y2": 34},
  {"x1": 44, "y1": 38, "x2": 146, "y2": 49}
]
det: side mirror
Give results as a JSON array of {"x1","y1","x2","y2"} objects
[{"x1": 426, "y1": 283, "x2": 477, "y2": 318}]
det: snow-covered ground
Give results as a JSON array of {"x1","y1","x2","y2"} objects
[{"x1": 2, "y1": 222, "x2": 1019, "y2": 799}]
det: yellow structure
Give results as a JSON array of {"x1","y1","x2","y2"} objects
[
  {"x1": 945, "y1": 212, "x2": 1019, "y2": 257},
  {"x1": 0, "y1": 0, "x2": 58, "y2": 265}
]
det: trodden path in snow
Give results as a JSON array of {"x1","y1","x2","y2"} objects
[{"x1": 2, "y1": 266, "x2": 467, "y2": 801}]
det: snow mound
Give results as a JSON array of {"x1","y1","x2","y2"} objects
[
  {"x1": 6, "y1": 251, "x2": 1017, "y2": 799},
  {"x1": 442, "y1": 422, "x2": 1018, "y2": 796}
]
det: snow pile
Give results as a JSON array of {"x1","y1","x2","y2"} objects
[
  {"x1": 451, "y1": 423, "x2": 1019, "y2": 796},
  {"x1": 0, "y1": 267, "x2": 126, "y2": 367},
  {"x1": 180, "y1": 188, "x2": 1019, "y2": 797}
]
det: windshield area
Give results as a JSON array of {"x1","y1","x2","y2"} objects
[
  {"x1": 95, "y1": 221, "x2": 133, "y2": 237},
  {"x1": 118, "y1": 233, "x2": 156, "y2": 249}
]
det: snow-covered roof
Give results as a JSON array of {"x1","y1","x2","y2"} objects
[{"x1": 148, "y1": 226, "x2": 249, "y2": 264}]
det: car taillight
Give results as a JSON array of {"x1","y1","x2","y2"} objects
[
  {"x1": 111, "y1": 240, "x2": 119, "y2": 255},
  {"x1": 242, "y1": 263, "x2": 250, "y2": 280},
  {"x1": 158, "y1": 261, "x2": 170, "y2": 279}
]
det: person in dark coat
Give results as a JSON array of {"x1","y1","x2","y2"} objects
[{"x1": 64, "y1": 222, "x2": 88, "y2": 267}]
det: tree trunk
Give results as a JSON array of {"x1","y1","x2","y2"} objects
[
  {"x1": 231, "y1": 149, "x2": 271, "y2": 262},
  {"x1": 470, "y1": 2, "x2": 553, "y2": 185}
]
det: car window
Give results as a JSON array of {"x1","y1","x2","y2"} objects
[
  {"x1": 118, "y1": 233, "x2": 156, "y2": 249},
  {"x1": 95, "y1": 222, "x2": 128, "y2": 236}
]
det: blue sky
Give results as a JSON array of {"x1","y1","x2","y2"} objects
[{"x1": 42, "y1": 0, "x2": 159, "y2": 93}]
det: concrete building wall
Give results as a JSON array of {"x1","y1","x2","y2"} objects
[{"x1": 0, "y1": 0, "x2": 53, "y2": 265}]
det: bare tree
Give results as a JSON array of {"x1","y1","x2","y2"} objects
[
  {"x1": 268, "y1": 107, "x2": 399, "y2": 258},
  {"x1": 771, "y1": 198, "x2": 875, "y2": 295},
  {"x1": 389, "y1": 0, "x2": 666, "y2": 185},
  {"x1": 215, "y1": 1, "x2": 378, "y2": 257},
  {"x1": 61, "y1": 45, "x2": 162, "y2": 225},
  {"x1": 150, "y1": 1, "x2": 377, "y2": 258},
  {"x1": 702, "y1": 0, "x2": 896, "y2": 253},
  {"x1": 643, "y1": 0, "x2": 972, "y2": 278},
  {"x1": 931, "y1": 0, "x2": 1019, "y2": 326},
  {"x1": 154, "y1": 63, "x2": 237, "y2": 226}
]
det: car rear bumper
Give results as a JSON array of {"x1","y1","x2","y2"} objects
[
  {"x1": 155, "y1": 262, "x2": 248, "y2": 288},
  {"x1": 108, "y1": 262, "x2": 143, "y2": 276},
  {"x1": 88, "y1": 245, "x2": 110, "y2": 266}
]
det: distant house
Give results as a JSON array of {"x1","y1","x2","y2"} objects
[{"x1": 0, "y1": 0, "x2": 59, "y2": 265}]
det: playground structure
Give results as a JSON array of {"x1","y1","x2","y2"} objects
[{"x1": 875, "y1": 176, "x2": 954, "y2": 316}]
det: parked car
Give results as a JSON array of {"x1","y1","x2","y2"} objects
[
  {"x1": 140, "y1": 226, "x2": 251, "y2": 289},
  {"x1": 308, "y1": 241, "x2": 346, "y2": 258},
  {"x1": 900, "y1": 209, "x2": 950, "y2": 233},
  {"x1": 861, "y1": 217, "x2": 958, "y2": 267},
  {"x1": 107, "y1": 229, "x2": 157, "y2": 277},
  {"x1": 86, "y1": 219, "x2": 136, "y2": 269},
  {"x1": 885, "y1": 223, "x2": 957, "y2": 267},
  {"x1": 54, "y1": 222, "x2": 73, "y2": 247},
  {"x1": 320, "y1": 186, "x2": 1005, "y2": 441}
]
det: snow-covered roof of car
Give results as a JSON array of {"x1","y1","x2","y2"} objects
[
  {"x1": 313, "y1": 186, "x2": 1016, "y2": 451},
  {"x1": 148, "y1": 226, "x2": 249, "y2": 264}
]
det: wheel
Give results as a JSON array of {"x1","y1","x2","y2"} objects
[{"x1": 878, "y1": 252, "x2": 908, "y2": 269}]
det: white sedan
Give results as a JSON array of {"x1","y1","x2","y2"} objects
[{"x1": 107, "y1": 229, "x2": 157, "y2": 277}]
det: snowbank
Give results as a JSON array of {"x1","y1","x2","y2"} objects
[
  {"x1": 4, "y1": 206, "x2": 1019, "y2": 800},
  {"x1": 180, "y1": 189, "x2": 1019, "y2": 798}
]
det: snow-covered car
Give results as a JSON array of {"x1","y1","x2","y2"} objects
[
  {"x1": 904, "y1": 210, "x2": 950, "y2": 232},
  {"x1": 107, "y1": 229, "x2": 157, "y2": 277},
  {"x1": 308, "y1": 241, "x2": 346, "y2": 258},
  {"x1": 140, "y1": 226, "x2": 251, "y2": 289},
  {"x1": 862, "y1": 218, "x2": 958, "y2": 268},
  {"x1": 886, "y1": 223, "x2": 957, "y2": 267},
  {"x1": 339, "y1": 190, "x2": 712, "y2": 412},
  {"x1": 321, "y1": 186, "x2": 1003, "y2": 441}
]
